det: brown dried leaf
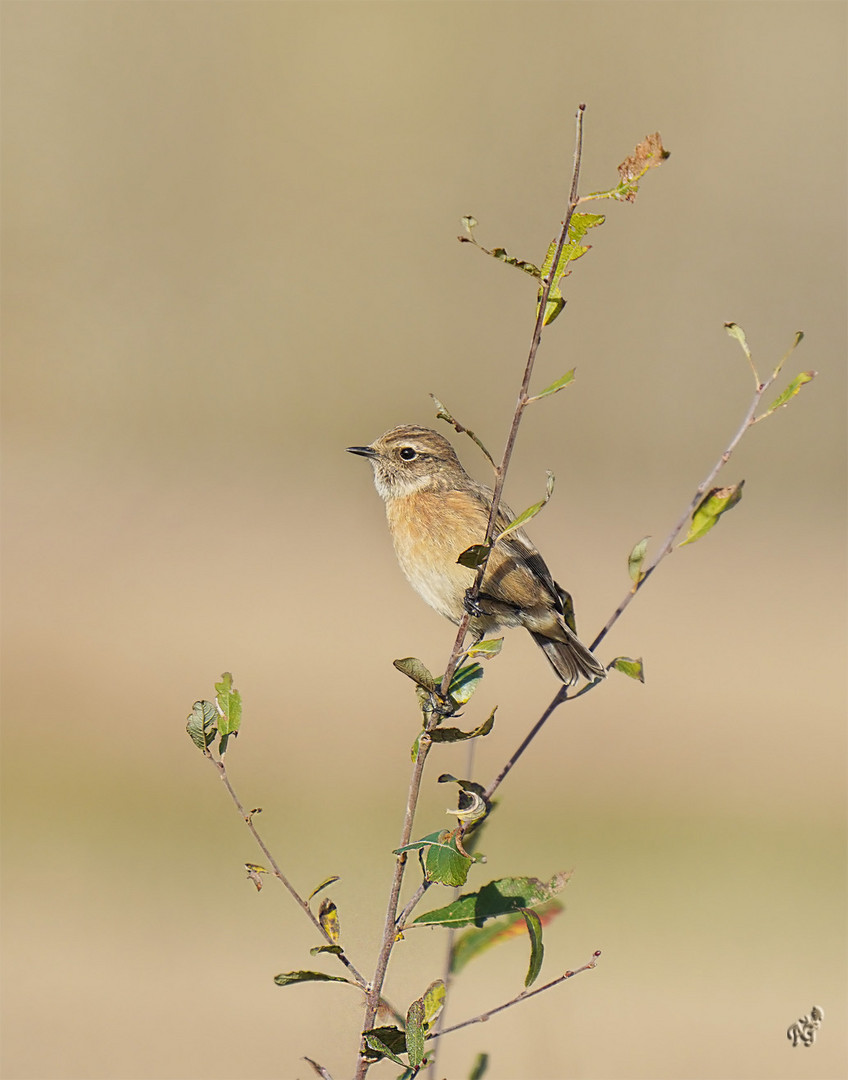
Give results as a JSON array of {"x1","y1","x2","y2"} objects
[{"x1": 617, "y1": 133, "x2": 669, "y2": 201}]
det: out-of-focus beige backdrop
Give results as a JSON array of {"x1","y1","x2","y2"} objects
[{"x1": 2, "y1": 3, "x2": 845, "y2": 1079}]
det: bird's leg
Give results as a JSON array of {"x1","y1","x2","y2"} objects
[{"x1": 463, "y1": 588, "x2": 485, "y2": 618}]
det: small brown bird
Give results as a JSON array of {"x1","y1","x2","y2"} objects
[{"x1": 347, "y1": 425, "x2": 605, "y2": 685}]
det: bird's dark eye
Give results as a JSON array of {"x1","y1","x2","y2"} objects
[{"x1": 399, "y1": 447, "x2": 417, "y2": 460}]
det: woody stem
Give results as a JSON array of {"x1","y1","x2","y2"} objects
[{"x1": 439, "y1": 103, "x2": 587, "y2": 698}]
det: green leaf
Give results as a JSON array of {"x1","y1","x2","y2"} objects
[
  {"x1": 609, "y1": 656, "x2": 645, "y2": 683},
  {"x1": 763, "y1": 370, "x2": 816, "y2": 416},
  {"x1": 396, "y1": 830, "x2": 474, "y2": 887},
  {"x1": 309, "y1": 944, "x2": 344, "y2": 956},
  {"x1": 414, "y1": 872, "x2": 571, "y2": 928},
  {"x1": 448, "y1": 662, "x2": 484, "y2": 705},
  {"x1": 450, "y1": 900, "x2": 563, "y2": 975},
  {"x1": 495, "y1": 472, "x2": 555, "y2": 541},
  {"x1": 521, "y1": 908, "x2": 544, "y2": 987},
  {"x1": 422, "y1": 980, "x2": 446, "y2": 1026},
  {"x1": 468, "y1": 1052, "x2": 490, "y2": 1080},
  {"x1": 393, "y1": 657, "x2": 437, "y2": 693},
  {"x1": 724, "y1": 321, "x2": 758, "y2": 379},
  {"x1": 461, "y1": 215, "x2": 478, "y2": 234},
  {"x1": 307, "y1": 875, "x2": 340, "y2": 903},
  {"x1": 627, "y1": 537, "x2": 650, "y2": 583},
  {"x1": 425, "y1": 832, "x2": 473, "y2": 887},
  {"x1": 362, "y1": 1028, "x2": 406, "y2": 1066},
  {"x1": 186, "y1": 700, "x2": 218, "y2": 750},
  {"x1": 457, "y1": 543, "x2": 491, "y2": 569},
  {"x1": 273, "y1": 970, "x2": 351, "y2": 987},
  {"x1": 538, "y1": 215, "x2": 605, "y2": 325},
  {"x1": 405, "y1": 998, "x2": 425, "y2": 1069},
  {"x1": 568, "y1": 212, "x2": 607, "y2": 242},
  {"x1": 530, "y1": 368, "x2": 576, "y2": 402},
  {"x1": 214, "y1": 672, "x2": 242, "y2": 736},
  {"x1": 680, "y1": 481, "x2": 745, "y2": 546},
  {"x1": 467, "y1": 637, "x2": 503, "y2": 659},
  {"x1": 430, "y1": 706, "x2": 496, "y2": 744},
  {"x1": 318, "y1": 898, "x2": 340, "y2": 944},
  {"x1": 724, "y1": 321, "x2": 752, "y2": 359}
]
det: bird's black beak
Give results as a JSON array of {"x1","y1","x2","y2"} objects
[{"x1": 346, "y1": 445, "x2": 377, "y2": 458}]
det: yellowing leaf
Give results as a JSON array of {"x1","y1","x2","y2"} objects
[
  {"x1": 530, "y1": 368, "x2": 576, "y2": 402},
  {"x1": 467, "y1": 637, "x2": 503, "y2": 659},
  {"x1": 307, "y1": 876, "x2": 340, "y2": 903},
  {"x1": 318, "y1": 898, "x2": 340, "y2": 944},
  {"x1": 680, "y1": 481, "x2": 745, "y2": 546},
  {"x1": 537, "y1": 216, "x2": 604, "y2": 325},
  {"x1": 496, "y1": 472, "x2": 555, "y2": 541},
  {"x1": 422, "y1": 980, "x2": 445, "y2": 1026},
  {"x1": 609, "y1": 656, "x2": 645, "y2": 682},
  {"x1": 627, "y1": 536, "x2": 650, "y2": 583},
  {"x1": 763, "y1": 370, "x2": 816, "y2": 416}
]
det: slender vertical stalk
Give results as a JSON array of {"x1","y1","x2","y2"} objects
[
  {"x1": 354, "y1": 734, "x2": 432, "y2": 1078},
  {"x1": 439, "y1": 103, "x2": 587, "y2": 698}
]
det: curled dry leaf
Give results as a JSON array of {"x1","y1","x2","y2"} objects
[{"x1": 617, "y1": 133, "x2": 669, "y2": 201}]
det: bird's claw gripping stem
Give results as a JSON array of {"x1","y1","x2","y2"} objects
[{"x1": 464, "y1": 588, "x2": 484, "y2": 619}]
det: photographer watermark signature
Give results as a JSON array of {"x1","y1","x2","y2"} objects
[{"x1": 787, "y1": 1005, "x2": 824, "y2": 1047}]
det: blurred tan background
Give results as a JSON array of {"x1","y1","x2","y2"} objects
[{"x1": 2, "y1": 3, "x2": 845, "y2": 1078}]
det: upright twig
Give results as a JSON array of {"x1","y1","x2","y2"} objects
[
  {"x1": 356, "y1": 103, "x2": 590, "y2": 1080},
  {"x1": 354, "y1": 733, "x2": 434, "y2": 1078},
  {"x1": 590, "y1": 358, "x2": 776, "y2": 652},
  {"x1": 438, "y1": 104, "x2": 588, "y2": 699}
]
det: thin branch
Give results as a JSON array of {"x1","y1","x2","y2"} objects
[
  {"x1": 354, "y1": 733, "x2": 434, "y2": 1079},
  {"x1": 483, "y1": 686, "x2": 566, "y2": 803},
  {"x1": 395, "y1": 878, "x2": 430, "y2": 931},
  {"x1": 427, "y1": 951, "x2": 602, "y2": 1041},
  {"x1": 206, "y1": 751, "x2": 369, "y2": 989},
  {"x1": 438, "y1": 103, "x2": 587, "y2": 700},
  {"x1": 478, "y1": 343, "x2": 789, "y2": 814},
  {"x1": 589, "y1": 368, "x2": 774, "y2": 654},
  {"x1": 428, "y1": 740, "x2": 479, "y2": 1077}
]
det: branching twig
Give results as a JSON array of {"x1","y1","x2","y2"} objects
[
  {"x1": 479, "y1": 331, "x2": 803, "y2": 809},
  {"x1": 427, "y1": 951, "x2": 602, "y2": 1041},
  {"x1": 590, "y1": 357, "x2": 781, "y2": 653},
  {"x1": 205, "y1": 751, "x2": 369, "y2": 989}
]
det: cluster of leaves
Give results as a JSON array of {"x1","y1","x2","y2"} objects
[
  {"x1": 362, "y1": 980, "x2": 445, "y2": 1074},
  {"x1": 459, "y1": 132, "x2": 669, "y2": 327},
  {"x1": 185, "y1": 672, "x2": 241, "y2": 755}
]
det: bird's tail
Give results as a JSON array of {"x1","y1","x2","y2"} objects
[{"x1": 530, "y1": 627, "x2": 606, "y2": 686}]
